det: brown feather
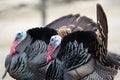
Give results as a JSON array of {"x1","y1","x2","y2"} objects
[
  {"x1": 75, "y1": 16, "x2": 97, "y2": 31},
  {"x1": 97, "y1": 3, "x2": 108, "y2": 50},
  {"x1": 46, "y1": 4, "x2": 120, "y2": 70},
  {"x1": 46, "y1": 14, "x2": 80, "y2": 29},
  {"x1": 95, "y1": 3, "x2": 108, "y2": 65}
]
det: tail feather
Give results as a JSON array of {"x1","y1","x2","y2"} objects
[{"x1": 97, "y1": 3, "x2": 108, "y2": 54}]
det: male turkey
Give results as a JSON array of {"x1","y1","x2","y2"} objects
[
  {"x1": 3, "y1": 4, "x2": 120, "y2": 80},
  {"x1": 2, "y1": 14, "x2": 85, "y2": 80},
  {"x1": 45, "y1": 4, "x2": 120, "y2": 80},
  {"x1": 2, "y1": 27, "x2": 58, "y2": 80}
]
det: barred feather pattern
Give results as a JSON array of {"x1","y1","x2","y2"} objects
[
  {"x1": 25, "y1": 40, "x2": 48, "y2": 61},
  {"x1": 95, "y1": 30, "x2": 107, "y2": 65},
  {"x1": 7, "y1": 49, "x2": 45, "y2": 80},
  {"x1": 82, "y1": 61, "x2": 117, "y2": 80},
  {"x1": 6, "y1": 40, "x2": 48, "y2": 80},
  {"x1": 94, "y1": 4, "x2": 108, "y2": 67},
  {"x1": 95, "y1": 4, "x2": 120, "y2": 70},
  {"x1": 8, "y1": 53, "x2": 34, "y2": 80},
  {"x1": 45, "y1": 59, "x2": 63, "y2": 80},
  {"x1": 82, "y1": 71, "x2": 113, "y2": 80},
  {"x1": 59, "y1": 42, "x2": 91, "y2": 71}
]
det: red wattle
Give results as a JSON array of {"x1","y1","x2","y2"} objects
[
  {"x1": 47, "y1": 55, "x2": 52, "y2": 62},
  {"x1": 10, "y1": 48, "x2": 16, "y2": 55},
  {"x1": 48, "y1": 48, "x2": 53, "y2": 55},
  {"x1": 47, "y1": 44, "x2": 55, "y2": 62},
  {"x1": 10, "y1": 39, "x2": 18, "y2": 55}
]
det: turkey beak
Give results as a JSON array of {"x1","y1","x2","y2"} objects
[{"x1": 2, "y1": 64, "x2": 10, "y2": 79}]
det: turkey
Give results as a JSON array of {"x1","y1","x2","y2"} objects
[
  {"x1": 45, "y1": 4, "x2": 120, "y2": 80},
  {"x1": 3, "y1": 3, "x2": 120, "y2": 80},
  {"x1": 2, "y1": 14, "x2": 85, "y2": 80},
  {"x1": 2, "y1": 27, "x2": 58, "y2": 80}
]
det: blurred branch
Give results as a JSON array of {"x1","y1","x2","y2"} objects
[
  {"x1": 41, "y1": 0, "x2": 47, "y2": 26},
  {"x1": 47, "y1": 0, "x2": 97, "y2": 4}
]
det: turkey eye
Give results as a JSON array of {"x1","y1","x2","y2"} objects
[
  {"x1": 51, "y1": 38, "x2": 54, "y2": 42},
  {"x1": 17, "y1": 33, "x2": 23, "y2": 38},
  {"x1": 18, "y1": 33, "x2": 21, "y2": 35},
  {"x1": 18, "y1": 33, "x2": 21, "y2": 36},
  {"x1": 17, "y1": 33, "x2": 21, "y2": 37}
]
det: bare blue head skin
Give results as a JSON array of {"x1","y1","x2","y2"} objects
[
  {"x1": 49, "y1": 35, "x2": 62, "y2": 46},
  {"x1": 10, "y1": 31, "x2": 27, "y2": 55},
  {"x1": 47, "y1": 35, "x2": 62, "y2": 62}
]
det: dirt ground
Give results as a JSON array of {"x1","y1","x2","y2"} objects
[{"x1": 0, "y1": 0, "x2": 120, "y2": 80}]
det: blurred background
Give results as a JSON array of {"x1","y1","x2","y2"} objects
[{"x1": 0, "y1": 0, "x2": 120, "y2": 80}]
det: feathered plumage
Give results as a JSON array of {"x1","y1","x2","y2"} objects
[
  {"x1": 3, "y1": 27, "x2": 58, "y2": 80},
  {"x1": 3, "y1": 14, "x2": 91, "y2": 80},
  {"x1": 3, "y1": 3, "x2": 120, "y2": 80},
  {"x1": 45, "y1": 3, "x2": 120, "y2": 80},
  {"x1": 45, "y1": 31, "x2": 98, "y2": 80}
]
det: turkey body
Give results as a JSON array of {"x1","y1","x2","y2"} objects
[
  {"x1": 6, "y1": 53, "x2": 43, "y2": 80},
  {"x1": 3, "y1": 3, "x2": 120, "y2": 80},
  {"x1": 3, "y1": 14, "x2": 96, "y2": 80},
  {"x1": 45, "y1": 29, "x2": 119, "y2": 80},
  {"x1": 3, "y1": 27, "x2": 58, "y2": 80},
  {"x1": 81, "y1": 61, "x2": 117, "y2": 80},
  {"x1": 3, "y1": 14, "x2": 82, "y2": 80},
  {"x1": 45, "y1": 4, "x2": 120, "y2": 80}
]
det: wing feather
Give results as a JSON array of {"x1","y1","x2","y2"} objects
[
  {"x1": 46, "y1": 14, "x2": 80, "y2": 29},
  {"x1": 74, "y1": 16, "x2": 97, "y2": 31},
  {"x1": 56, "y1": 31, "x2": 97, "y2": 70}
]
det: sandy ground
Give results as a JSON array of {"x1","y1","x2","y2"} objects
[{"x1": 0, "y1": 0, "x2": 120, "y2": 80}]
